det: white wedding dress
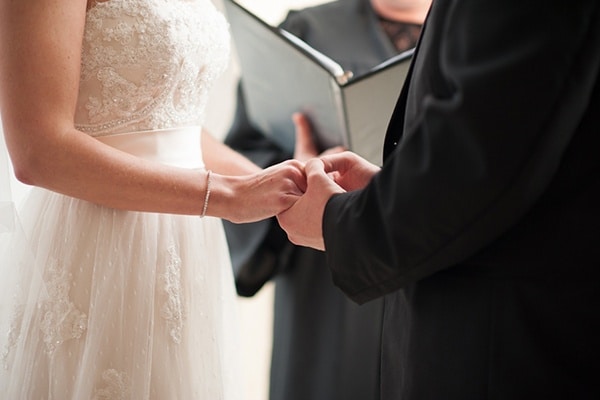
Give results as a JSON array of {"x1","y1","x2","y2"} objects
[{"x1": 0, "y1": 0, "x2": 242, "y2": 398}]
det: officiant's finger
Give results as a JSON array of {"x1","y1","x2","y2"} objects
[
  {"x1": 292, "y1": 113, "x2": 318, "y2": 161},
  {"x1": 320, "y1": 145, "x2": 346, "y2": 157}
]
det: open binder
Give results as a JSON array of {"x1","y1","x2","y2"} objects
[{"x1": 223, "y1": 0, "x2": 413, "y2": 166}]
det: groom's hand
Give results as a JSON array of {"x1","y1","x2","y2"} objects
[
  {"x1": 277, "y1": 158, "x2": 344, "y2": 250},
  {"x1": 319, "y1": 151, "x2": 380, "y2": 192}
]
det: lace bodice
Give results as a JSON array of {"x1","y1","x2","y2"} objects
[{"x1": 75, "y1": 0, "x2": 230, "y2": 136}]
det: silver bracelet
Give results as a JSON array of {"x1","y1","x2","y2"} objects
[{"x1": 200, "y1": 169, "x2": 212, "y2": 218}]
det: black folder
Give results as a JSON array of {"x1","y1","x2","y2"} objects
[{"x1": 223, "y1": 0, "x2": 413, "y2": 166}]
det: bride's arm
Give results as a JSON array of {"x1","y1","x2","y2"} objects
[
  {"x1": 0, "y1": 0, "x2": 303, "y2": 222},
  {"x1": 201, "y1": 130, "x2": 261, "y2": 176}
]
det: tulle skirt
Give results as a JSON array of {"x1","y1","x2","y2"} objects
[{"x1": 0, "y1": 128, "x2": 241, "y2": 399}]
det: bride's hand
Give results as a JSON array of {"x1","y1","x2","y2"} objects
[{"x1": 209, "y1": 159, "x2": 306, "y2": 224}]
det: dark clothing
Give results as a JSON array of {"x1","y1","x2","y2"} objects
[
  {"x1": 323, "y1": 1, "x2": 600, "y2": 399},
  {"x1": 223, "y1": 1, "x2": 421, "y2": 399}
]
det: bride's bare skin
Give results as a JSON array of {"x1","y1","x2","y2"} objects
[{"x1": 0, "y1": 0, "x2": 305, "y2": 223}]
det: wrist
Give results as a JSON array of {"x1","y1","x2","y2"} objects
[
  {"x1": 201, "y1": 172, "x2": 241, "y2": 220},
  {"x1": 199, "y1": 170, "x2": 212, "y2": 218}
]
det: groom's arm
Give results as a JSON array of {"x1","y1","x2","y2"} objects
[{"x1": 322, "y1": 0, "x2": 600, "y2": 304}]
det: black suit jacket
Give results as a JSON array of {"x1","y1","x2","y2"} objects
[
  {"x1": 223, "y1": 1, "x2": 406, "y2": 399},
  {"x1": 323, "y1": 0, "x2": 600, "y2": 399}
]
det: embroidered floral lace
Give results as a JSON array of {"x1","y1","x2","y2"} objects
[{"x1": 76, "y1": 0, "x2": 230, "y2": 136}]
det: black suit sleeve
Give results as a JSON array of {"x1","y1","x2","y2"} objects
[{"x1": 323, "y1": 0, "x2": 600, "y2": 304}]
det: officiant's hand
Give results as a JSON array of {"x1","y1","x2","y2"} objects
[
  {"x1": 292, "y1": 112, "x2": 377, "y2": 190},
  {"x1": 292, "y1": 113, "x2": 345, "y2": 162}
]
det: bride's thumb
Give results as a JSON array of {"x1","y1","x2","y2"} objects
[
  {"x1": 305, "y1": 158, "x2": 344, "y2": 192},
  {"x1": 305, "y1": 158, "x2": 325, "y2": 177}
]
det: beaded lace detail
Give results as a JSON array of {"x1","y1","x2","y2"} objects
[
  {"x1": 1, "y1": 304, "x2": 23, "y2": 370},
  {"x1": 93, "y1": 369, "x2": 130, "y2": 400},
  {"x1": 161, "y1": 245, "x2": 185, "y2": 344},
  {"x1": 40, "y1": 258, "x2": 88, "y2": 354},
  {"x1": 75, "y1": 0, "x2": 230, "y2": 136}
]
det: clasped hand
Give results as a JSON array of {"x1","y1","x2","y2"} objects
[{"x1": 276, "y1": 113, "x2": 380, "y2": 251}]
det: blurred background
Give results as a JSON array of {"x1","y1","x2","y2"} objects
[{"x1": 204, "y1": 1, "x2": 328, "y2": 399}]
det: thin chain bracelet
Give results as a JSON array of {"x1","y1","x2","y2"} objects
[{"x1": 200, "y1": 169, "x2": 212, "y2": 218}]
